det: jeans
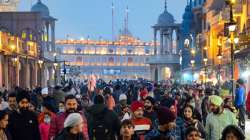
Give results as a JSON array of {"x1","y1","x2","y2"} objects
[{"x1": 237, "y1": 105, "x2": 245, "y2": 131}]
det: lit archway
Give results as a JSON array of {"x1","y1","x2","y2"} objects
[{"x1": 162, "y1": 67, "x2": 171, "y2": 80}]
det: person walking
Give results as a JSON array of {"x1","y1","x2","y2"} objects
[
  {"x1": 235, "y1": 79, "x2": 246, "y2": 131},
  {"x1": 205, "y1": 95, "x2": 237, "y2": 140},
  {"x1": 8, "y1": 90, "x2": 41, "y2": 140},
  {"x1": 182, "y1": 104, "x2": 205, "y2": 139},
  {"x1": 49, "y1": 95, "x2": 89, "y2": 140},
  {"x1": 119, "y1": 119, "x2": 139, "y2": 140},
  {"x1": 55, "y1": 113, "x2": 84, "y2": 140},
  {"x1": 145, "y1": 106, "x2": 177, "y2": 140},
  {"x1": 87, "y1": 94, "x2": 120, "y2": 140},
  {"x1": 0, "y1": 110, "x2": 11, "y2": 140},
  {"x1": 220, "y1": 125, "x2": 245, "y2": 140}
]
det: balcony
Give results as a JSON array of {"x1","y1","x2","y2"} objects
[{"x1": 146, "y1": 54, "x2": 180, "y2": 64}]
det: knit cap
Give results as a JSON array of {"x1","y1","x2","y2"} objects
[
  {"x1": 64, "y1": 113, "x2": 83, "y2": 128},
  {"x1": 209, "y1": 95, "x2": 223, "y2": 106},
  {"x1": 131, "y1": 101, "x2": 144, "y2": 112},
  {"x1": 155, "y1": 106, "x2": 176, "y2": 125}
]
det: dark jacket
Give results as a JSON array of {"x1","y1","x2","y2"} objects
[
  {"x1": 8, "y1": 110, "x2": 41, "y2": 140},
  {"x1": 55, "y1": 128, "x2": 84, "y2": 140},
  {"x1": 86, "y1": 104, "x2": 121, "y2": 140},
  {"x1": 145, "y1": 129, "x2": 176, "y2": 140}
]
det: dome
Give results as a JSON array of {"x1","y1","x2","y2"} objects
[
  {"x1": 157, "y1": 9, "x2": 175, "y2": 26},
  {"x1": 182, "y1": 5, "x2": 193, "y2": 20},
  {"x1": 31, "y1": 0, "x2": 50, "y2": 18}
]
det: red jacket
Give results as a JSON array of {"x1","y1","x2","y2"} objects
[
  {"x1": 246, "y1": 91, "x2": 250, "y2": 112},
  {"x1": 48, "y1": 112, "x2": 89, "y2": 140}
]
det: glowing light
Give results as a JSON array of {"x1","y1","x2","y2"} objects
[
  {"x1": 234, "y1": 37, "x2": 239, "y2": 44},
  {"x1": 194, "y1": 73, "x2": 199, "y2": 79},
  {"x1": 241, "y1": 70, "x2": 250, "y2": 78},
  {"x1": 191, "y1": 60, "x2": 195, "y2": 64},
  {"x1": 228, "y1": 24, "x2": 236, "y2": 32},
  {"x1": 10, "y1": 44, "x2": 15, "y2": 51},
  {"x1": 184, "y1": 39, "x2": 190, "y2": 47},
  {"x1": 191, "y1": 49, "x2": 196, "y2": 55}
]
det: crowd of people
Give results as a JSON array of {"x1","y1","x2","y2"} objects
[{"x1": 0, "y1": 78, "x2": 247, "y2": 140}]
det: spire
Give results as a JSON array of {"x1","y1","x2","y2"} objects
[
  {"x1": 189, "y1": 0, "x2": 192, "y2": 8},
  {"x1": 164, "y1": 0, "x2": 167, "y2": 11},
  {"x1": 111, "y1": 1, "x2": 115, "y2": 41},
  {"x1": 38, "y1": 0, "x2": 41, "y2": 3}
]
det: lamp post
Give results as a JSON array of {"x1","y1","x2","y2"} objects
[
  {"x1": 203, "y1": 57, "x2": 208, "y2": 85},
  {"x1": 191, "y1": 59, "x2": 195, "y2": 82},
  {"x1": 38, "y1": 60, "x2": 44, "y2": 87},
  {"x1": 225, "y1": 0, "x2": 237, "y2": 100},
  {"x1": 53, "y1": 52, "x2": 57, "y2": 86}
]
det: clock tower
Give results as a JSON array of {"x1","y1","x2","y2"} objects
[{"x1": 0, "y1": 0, "x2": 19, "y2": 12}]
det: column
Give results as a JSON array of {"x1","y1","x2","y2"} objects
[
  {"x1": 25, "y1": 62, "x2": 30, "y2": 89},
  {"x1": 33, "y1": 62, "x2": 38, "y2": 88},
  {"x1": 157, "y1": 65, "x2": 161, "y2": 81},
  {"x1": 169, "y1": 29, "x2": 173, "y2": 54},
  {"x1": 45, "y1": 22, "x2": 50, "y2": 51},
  {"x1": 3, "y1": 56, "x2": 8, "y2": 89},
  {"x1": 154, "y1": 29, "x2": 157, "y2": 55},
  {"x1": 160, "y1": 31, "x2": 164, "y2": 55},
  {"x1": 51, "y1": 21, "x2": 56, "y2": 52},
  {"x1": 15, "y1": 60, "x2": 20, "y2": 87},
  {"x1": 0, "y1": 55, "x2": 3, "y2": 87},
  {"x1": 49, "y1": 66, "x2": 54, "y2": 86}
]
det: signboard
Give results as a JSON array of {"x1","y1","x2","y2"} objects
[{"x1": 103, "y1": 69, "x2": 121, "y2": 75}]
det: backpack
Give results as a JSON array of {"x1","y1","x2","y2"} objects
[{"x1": 92, "y1": 108, "x2": 110, "y2": 140}]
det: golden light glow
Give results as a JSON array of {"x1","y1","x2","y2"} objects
[
  {"x1": 10, "y1": 44, "x2": 15, "y2": 51},
  {"x1": 191, "y1": 49, "x2": 196, "y2": 55},
  {"x1": 191, "y1": 60, "x2": 195, "y2": 64}
]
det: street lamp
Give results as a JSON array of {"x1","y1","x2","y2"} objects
[
  {"x1": 38, "y1": 60, "x2": 44, "y2": 87},
  {"x1": 203, "y1": 58, "x2": 208, "y2": 85},
  {"x1": 53, "y1": 52, "x2": 57, "y2": 86},
  {"x1": 225, "y1": 0, "x2": 237, "y2": 100},
  {"x1": 191, "y1": 59, "x2": 195, "y2": 82}
]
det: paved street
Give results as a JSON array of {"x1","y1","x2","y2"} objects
[{"x1": 246, "y1": 120, "x2": 250, "y2": 139}]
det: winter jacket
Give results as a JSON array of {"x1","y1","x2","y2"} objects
[
  {"x1": 132, "y1": 117, "x2": 152, "y2": 140},
  {"x1": 246, "y1": 91, "x2": 250, "y2": 112},
  {"x1": 205, "y1": 110, "x2": 237, "y2": 140},
  {"x1": 235, "y1": 86, "x2": 246, "y2": 107},
  {"x1": 86, "y1": 104, "x2": 121, "y2": 140},
  {"x1": 38, "y1": 112, "x2": 56, "y2": 124},
  {"x1": 183, "y1": 119, "x2": 206, "y2": 138},
  {"x1": 40, "y1": 123, "x2": 50, "y2": 140},
  {"x1": 55, "y1": 128, "x2": 84, "y2": 140},
  {"x1": 145, "y1": 129, "x2": 176, "y2": 140},
  {"x1": 143, "y1": 110, "x2": 157, "y2": 128},
  {"x1": 49, "y1": 112, "x2": 89, "y2": 140},
  {"x1": 8, "y1": 110, "x2": 41, "y2": 140}
]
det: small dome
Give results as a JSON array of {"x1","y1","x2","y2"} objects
[
  {"x1": 182, "y1": 5, "x2": 193, "y2": 20},
  {"x1": 31, "y1": 0, "x2": 50, "y2": 18},
  {"x1": 157, "y1": 10, "x2": 175, "y2": 26}
]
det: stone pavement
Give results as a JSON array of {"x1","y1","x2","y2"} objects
[{"x1": 246, "y1": 120, "x2": 250, "y2": 139}]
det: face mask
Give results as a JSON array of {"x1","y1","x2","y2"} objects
[
  {"x1": 59, "y1": 108, "x2": 64, "y2": 113},
  {"x1": 44, "y1": 115, "x2": 51, "y2": 124}
]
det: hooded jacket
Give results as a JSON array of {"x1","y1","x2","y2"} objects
[{"x1": 86, "y1": 104, "x2": 121, "y2": 140}]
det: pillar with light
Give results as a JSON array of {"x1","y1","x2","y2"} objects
[
  {"x1": 38, "y1": 60, "x2": 44, "y2": 86},
  {"x1": 53, "y1": 52, "x2": 57, "y2": 86}
]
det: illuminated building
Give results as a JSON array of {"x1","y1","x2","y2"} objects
[
  {"x1": 0, "y1": 0, "x2": 19, "y2": 12},
  {"x1": 200, "y1": 0, "x2": 249, "y2": 85},
  {"x1": 56, "y1": 32, "x2": 158, "y2": 81},
  {"x1": 0, "y1": 0, "x2": 57, "y2": 89}
]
